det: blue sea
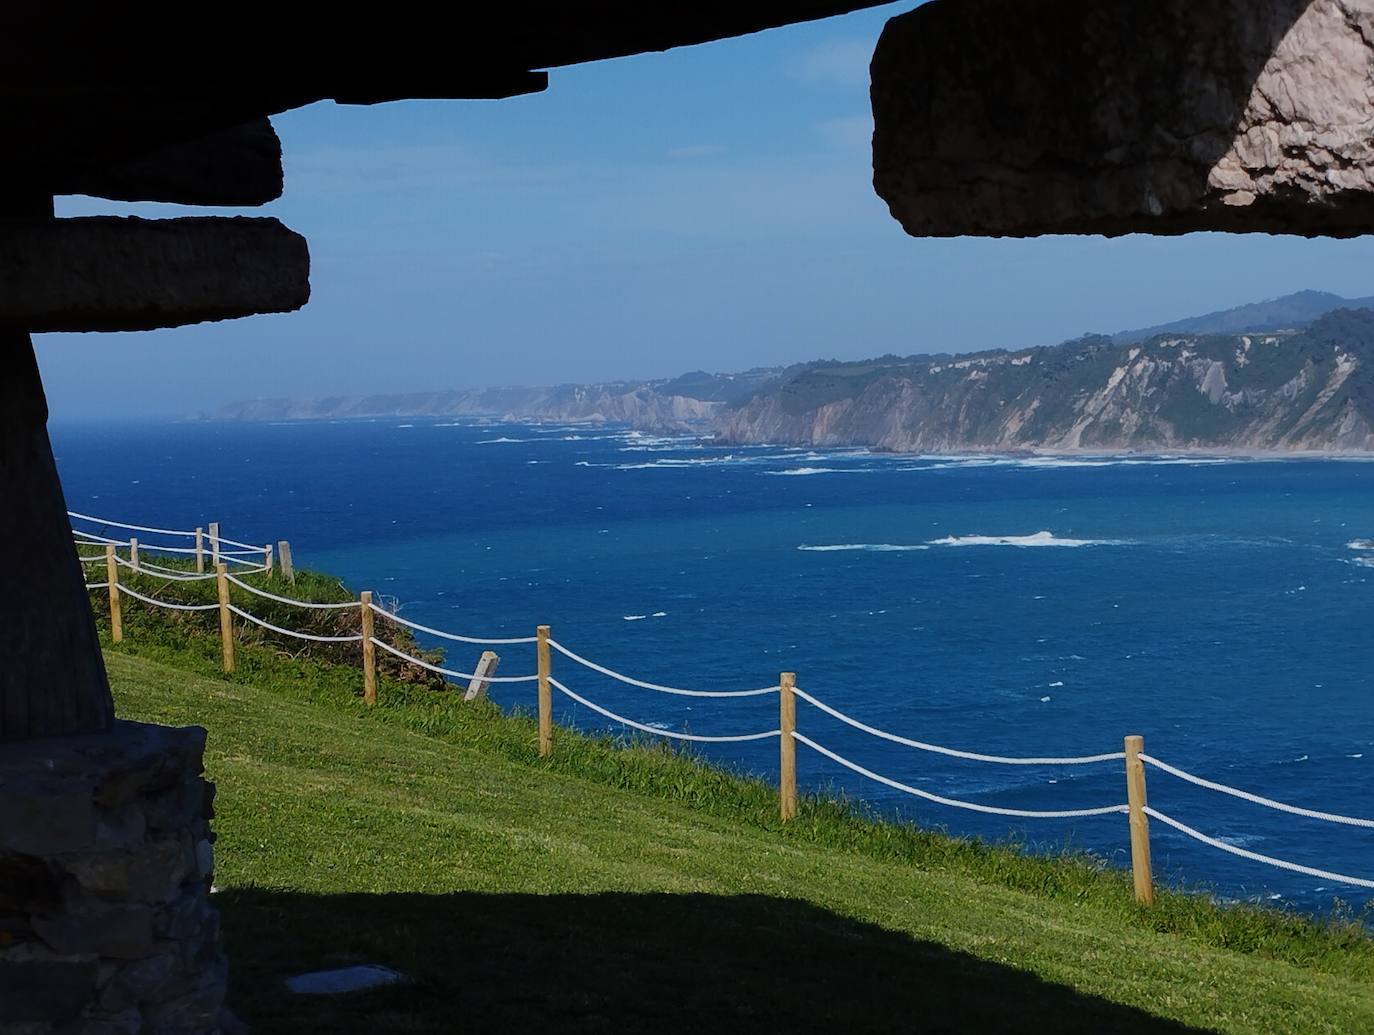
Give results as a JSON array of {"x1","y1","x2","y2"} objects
[{"x1": 51, "y1": 418, "x2": 1374, "y2": 915}]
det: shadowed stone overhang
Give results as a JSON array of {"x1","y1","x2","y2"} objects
[
  {"x1": 872, "y1": 0, "x2": 1374, "y2": 237},
  {"x1": 0, "y1": 3, "x2": 886, "y2": 336},
  {"x1": 1, "y1": 5, "x2": 887, "y2": 196}
]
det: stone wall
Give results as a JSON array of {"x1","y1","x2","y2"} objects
[{"x1": 0, "y1": 722, "x2": 228, "y2": 1034}]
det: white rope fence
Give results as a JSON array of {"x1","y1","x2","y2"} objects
[
  {"x1": 1139, "y1": 753, "x2": 1374, "y2": 828},
  {"x1": 79, "y1": 507, "x2": 1374, "y2": 904},
  {"x1": 1143, "y1": 807, "x2": 1374, "y2": 891},
  {"x1": 551, "y1": 677, "x2": 780, "y2": 743},
  {"x1": 226, "y1": 573, "x2": 358, "y2": 609},
  {"x1": 114, "y1": 557, "x2": 219, "y2": 582},
  {"x1": 70, "y1": 511, "x2": 274, "y2": 576},
  {"x1": 792, "y1": 686, "x2": 1124, "y2": 765},
  {"x1": 548, "y1": 638, "x2": 778, "y2": 698},
  {"x1": 118, "y1": 584, "x2": 220, "y2": 612},
  {"x1": 370, "y1": 637, "x2": 539, "y2": 683},
  {"x1": 68, "y1": 511, "x2": 197, "y2": 538},
  {"x1": 229, "y1": 605, "x2": 363, "y2": 643},
  {"x1": 371, "y1": 604, "x2": 539, "y2": 645},
  {"x1": 214, "y1": 533, "x2": 266, "y2": 552},
  {"x1": 793, "y1": 731, "x2": 1129, "y2": 819},
  {"x1": 73, "y1": 529, "x2": 127, "y2": 545}
]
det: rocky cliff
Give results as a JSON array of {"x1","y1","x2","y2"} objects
[{"x1": 716, "y1": 309, "x2": 1374, "y2": 453}]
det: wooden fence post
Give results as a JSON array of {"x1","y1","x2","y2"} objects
[
  {"x1": 1124, "y1": 734, "x2": 1154, "y2": 905},
  {"x1": 208, "y1": 522, "x2": 220, "y2": 569},
  {"x1": 105, "y1": 545, "x2": 122, "y2": 643},
  {"x1": 129, "y1": 537, "x2": 139, "y2": 572},
  {"x1": 464, "y1": 650, "x2": 500, "y2": 702},
  {"x1": 263, "y1": 544, "x2": 273, "y2": 575},
  {"x1": 537, "y1": 625, "x2": 552, "y2": 757},
  {"x1": 779, "y1": 672, "x2": 797, "y2": 821},
  {"x1": 215, "y1": 563, "x2": 234, "y2": 673},
  {"x1": 277, "y1": 540, "x2": 294, "y2": 583},
  {"x1": 360, "y1": 590, "x2": 376, "y2": 706},
  {"x1": 195, "y1": 527, "x2": 205, "y2": 573}
]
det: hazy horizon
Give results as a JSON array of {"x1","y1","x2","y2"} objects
[{"x1": 35, "y1": 1, "x2": 1374, "y2": 419}]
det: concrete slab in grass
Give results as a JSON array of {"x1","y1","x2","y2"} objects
[{"x1": 285, "y1": 965, "x2": 408, "y2": 995}]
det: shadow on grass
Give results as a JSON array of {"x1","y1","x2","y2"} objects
[{"x1": 219, "y1": 888, "x2": 1214, "y2": 1034}]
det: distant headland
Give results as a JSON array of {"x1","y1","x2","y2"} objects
[{"x1": 212, "y1": 290, "x2": 1374, "y2": 454}]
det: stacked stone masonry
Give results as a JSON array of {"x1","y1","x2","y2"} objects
[{"x1": 0, "y1": 722, "x2": 228, "y2": 1034}]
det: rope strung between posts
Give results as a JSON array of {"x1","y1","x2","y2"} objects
[
  {"x1": 791, "y1": 686, "x2": 1124, "y2": 765},
  {"x1": 1139, "y1": 753, "x2": 1374, "y2": 828},
  {"x1": 135, "y1": 559, "x2": 218, "y2": 580},
  {"x1": 1142, "y1": 807, "x2": 1374, "y2": 890},
  {"x1": 370, "y1": 636, "x2": 539, "y2": 682},
  {"x1": 85, "y1": 581, "x2": 109, "y2": 590},
  {"x1": 550, "y1": 677, "x2": 781, "y2": 743},
  {"x1": 114, "y1": 557, "x2": 219, "y2": 582},
  {"x1": 225, "y1": 573, "x2": 360, "y2": 609},
  {"x1": 117, "y1": 584, "x2": 221, "y2": 612},
  {"x1": 547, "y1": 638, "x2": 780, "y2": 698},
  {"x1": 215, "y1": 533, "x2": 266, "y2": 552},
  {"x1": 792, "y1": 731, "x2": 1130, "y2": 818},
  {"x1": 77, "y1": 553, "x2": 106, "y2": 563},
  {"x1": 68, "y1": 511, "x2": 197, "y2": 538},
  {"x1": 228, "y1": 605, "x2": 362, "y2": 642},
  {"x1": 370, "y1": 604, "x2": 538, "y2": 645},
  {"x1": 121, "y1": 542, "x2": 203, "y2": 556},
  {"x1": 219, "y1": 555, "x2": 267, "y2": 570},
  {"x1": 73, "y1": 530, "x2": 126, "y2": 545}
]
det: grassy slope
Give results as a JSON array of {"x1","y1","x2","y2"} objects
[{"x1": 108, "y1": 648, "x2": 1374, "y2": 1035}]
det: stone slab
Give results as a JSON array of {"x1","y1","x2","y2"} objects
[
  {"x1": 285, "y1": 964, "x2": 408, "y2": 995},
  {"x1": 0, "y1": 215, "x2": 309, "y2": 332}
]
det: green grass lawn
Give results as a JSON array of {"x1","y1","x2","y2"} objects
[{"x1": 107, "y1": 645, "x2": 1374, "y2": 1034}]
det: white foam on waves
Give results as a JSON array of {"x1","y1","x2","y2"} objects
[
  {"x1": 798, "y1": 543, "x2": 930, "y2": 553},
  {"x1": 928, "y1": 531, "x2": 1124, "y2": 548}
]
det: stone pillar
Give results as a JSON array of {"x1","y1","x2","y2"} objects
[
  {"x1": 0, "y1": 721, "x2": 227, "y2": 1033},
  {"x1": 0, "y1": 328, "x2": 114, "y2": 740}
]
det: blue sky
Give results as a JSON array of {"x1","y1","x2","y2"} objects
[{"x1": 39, "y1": 3, "x2": 1374, "y2": 418}]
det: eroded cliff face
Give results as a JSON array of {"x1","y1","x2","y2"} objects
[{"x1": 717, "y1": 310, "x2": 1374, "y2": 453}]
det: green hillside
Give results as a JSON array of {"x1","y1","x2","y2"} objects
[{"x1": 100, "y1": 589, "x2": 1374, "y2": 1033}]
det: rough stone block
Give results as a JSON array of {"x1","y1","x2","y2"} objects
[
  {"x1": 66, "y1": 837, "x2": 194, "y2": 902},
  {"x1": 0, "y1": 959, "x2": 98, "y2": 1022},
  {"x1": 32, "y1": 905, "x2": 153, "y2": 960},
  {"x1": 872, "y1": 0, "x2": 1374, "y2": 236},
  {"x1": 0, "y1": 722, "x2": 224, "y2": 1033},
  {"x1": 0, "y1": 855, "x2": 62, "y2": 913},
  {"x1": 141, "y1": 958, "x2": 227, "y2": 1032},
  {"x1": 72, "y1": 1005, "x2": 143, "y2": 1035},
  {"x1": 97, "y1": 952, "x2": 180, "y2": 1013},
  {"x1": 0, "y1": 790, "x2": 95, "y2": 857}
]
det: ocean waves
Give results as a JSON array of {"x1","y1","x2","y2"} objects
[
  {"x1": 927, "y1": 531, "x2": 1128, "y2": 548},
  {"x1": 586, "y1": 443, "x2": 1250, "y2": 477},
  {"x1": 799, "y1": 531, "x2": 1127, "y2": 553},
  {"x1": 798, "y1": 543, "x2": 930, "y2": 553}
]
